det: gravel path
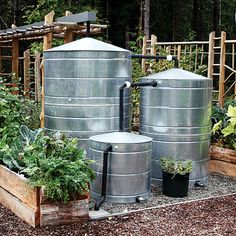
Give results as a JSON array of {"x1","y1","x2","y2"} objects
[
  {"x1": 91, "y1": 173, "x2": 236, "y2": 215},
  {"x1": 0, "y1": 173, "x2": 235, "y2": 235},
  {"x1": 0, "y1": 194, "x2": 235, "y2": 235}
]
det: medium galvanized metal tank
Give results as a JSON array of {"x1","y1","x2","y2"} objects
[
  {"x1": 90, "y1": 132, "x2": 152, "y2": 203},
  {"x1": 140, "y1": 68, "x2": 212, "y2": 186},
  {"x1": 44, "y1": 38, "x2": 131, "y2": 152}
]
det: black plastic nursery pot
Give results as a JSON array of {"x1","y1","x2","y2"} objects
[{"x1": 162, "y1": 171, "x2": 190, "y2": 197}]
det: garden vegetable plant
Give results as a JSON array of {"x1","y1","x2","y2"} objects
[{"x1": 0, "y1": 125, "x2": 95, "y2": 203}]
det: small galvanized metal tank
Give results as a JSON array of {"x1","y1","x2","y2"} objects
[
  {"x1": 44, "y1": 38, "x2": 131, "y2": 152},
  {"x1": 140, "y1": 68, "x2": 212, "y2": 186},
  {"x1": 89, "y1": 132, "x2": 152, "y2": 203}
]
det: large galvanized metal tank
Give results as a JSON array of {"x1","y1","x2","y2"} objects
[
  {"x1": 140, "y1": 68, "x2": 212, "y2": 186},
  {"x1": 90, "y1": 132, "x2": 152, "y2": 203},
  {"x1": 44, "y1": 38, "x2": 131, "y2": 152}
]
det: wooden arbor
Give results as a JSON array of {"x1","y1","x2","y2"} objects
[{"x1": 0, "y1": 11, "x2": 107, "y2": 91}]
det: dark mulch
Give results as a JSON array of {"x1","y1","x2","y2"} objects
[{"x1": 0, "y1": 194, "x2": 235, "y2": 236}]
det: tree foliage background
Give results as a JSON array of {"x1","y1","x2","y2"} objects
[{"x1": 0, "y1": 0, "x2": 235, "y2": 47}]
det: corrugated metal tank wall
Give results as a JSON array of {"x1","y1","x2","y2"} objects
[
  {"x1": 44, "y1": 38, "x2": 131, "y2": 153},
  {"x1": 140, "y1": 68, "x2": 212, "y2": 186}
]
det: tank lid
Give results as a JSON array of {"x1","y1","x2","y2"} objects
[
  {"x1": 89, "y1": 132, "x2": 152, "y2": 144},
  {"x1": 46, "y1": 37, "x2": 130, "y2": 52},
  {"x1": 144, "y1": 68, "x2": 210, "y2": 80}
]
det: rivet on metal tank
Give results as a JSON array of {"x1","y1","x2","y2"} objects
[
  {"x1": 43, "y1": 38, "x2": 132, "y2": 153},
  {"x1": 89, "y1": 132, "x2": 152, "y2": 204},
  {"x1": 139, "y1": 68, "x2": 213, "y2": 187}
]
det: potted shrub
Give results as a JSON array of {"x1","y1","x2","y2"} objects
[{"x1": 159, "y1": 156, "x2": 193, "y2": 197}]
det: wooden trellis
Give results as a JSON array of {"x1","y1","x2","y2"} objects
[{"x1": 142, "y1": 32, "x2": 236, "y2": 107}]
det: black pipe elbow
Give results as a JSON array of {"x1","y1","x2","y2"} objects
[
  {"x1": 131, "y1": 80, "x2": 157, "y2": 88},
  {"x1": 94, "y1": 143, "x2": 112, "y2": 211},
  {"x1": 94, "y1": 196, "x2": 105, "y2": 211}
]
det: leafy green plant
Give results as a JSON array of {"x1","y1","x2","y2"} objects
[
  {"x1": 0, "y1": 77, "x2": 40, "y2": 144},
  {"x1": 159, "y1": 156, "x2": 193, "y2": 176},
  {"x1": 212, "y1": 104, "x2": 236, "y2": 149},
  {"x1": 0, "y1": 125, "x2": 95, "y2": 203}
]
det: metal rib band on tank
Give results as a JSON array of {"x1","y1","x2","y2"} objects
[{"x1": 140, "y1": 68, "x2": 213, "y2": 187}]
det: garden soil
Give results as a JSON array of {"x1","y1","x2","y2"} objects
[{"x1": 0, "y1": 194, "x2": 235, "y2": 236}]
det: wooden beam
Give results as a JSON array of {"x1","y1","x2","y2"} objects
[
  {"x1": 64, "y1": 29, "x2": 74, "y2": 44},
  {"x1": 209, "y1": 160, "x2": 236, "y2": 178},
  {"x1": 209, "y1": 146, "x2": 236, "y2": 164},
  {"x1": 0, "y1": 42, "x2": 2, "y2": 75},
  {"x1": 35, "y1": 52, "x2": 41, "y2": 102},
  {"x1": 23, "y1": 49, "x2": 30, "y2": 97},
  {"x1": 208, "y1": 31, "x2": 215, "y2": 79},
  {"x1": 150, "y1": 34, "x2": 157, "y2": 63},
  {"x1": 218, "y1": 31, "x2": 226, "y2": 107},
  {"x1": 0, "y1": 165, "x2": 39, "y2": 210},
  {"x1": 142, "y1": 35, "x2": 147, "y2": 73},
  {"x1": 40, "y1": 199, "x2": 89, "y2": 226},
  {"x1": 41, "y1": 11, "x2": 55, "y2": 128},
  {"x1": 12, "y1": 37, "x2": 19, "y2": 93},
  {"x1": 177, "y1": 45, "x2": 181, "y2": 67},
  {"x1": 0, "y1": 187, "x2": 40, "y2": 227}
]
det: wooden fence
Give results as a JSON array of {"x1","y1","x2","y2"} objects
[{"x1": 142, "y1": 32, "x2": 236, "y2": 106}]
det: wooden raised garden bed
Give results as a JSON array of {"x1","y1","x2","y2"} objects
[
  {"x1": 0, "y1": 165, "x2": 89, "y2": 227},
  {"x1": 209, "y1": 145, "x2": 236, "y2": 178}
]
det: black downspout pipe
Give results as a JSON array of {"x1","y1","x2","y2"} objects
[
  {"x1": 131, "y1": 54, "x2": 179, "y2": 68},
  {"x1": 94, "y1": 143, "x2": 112, "y2": 211},
  {"x1": 119, "y1": 81, "x2": 157, "y2": 131},
  {"x1": 86, "y1": 21, "x2": 90, "y2": 37}
]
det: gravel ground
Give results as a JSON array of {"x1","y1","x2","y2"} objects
[
  {"x1": 0, "y1": 173, "x2": 235, "y2": 235},
  {"x1": 91, "y1": 173, "x2": 236, "y2": 214}
]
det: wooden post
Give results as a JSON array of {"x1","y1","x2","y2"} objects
[
  {"x1": 64, "y1": 11, "x2": 74, "y2": 44},
  {"x1": 23, "y1": 49, "x2": 30, "y2": 97},
  {"x1": 194, "y1": 45, "x2": 198, "y2": 71},
  {"x1": 12, "y1": 38, "x2": 19, "y2": 93},
  {"x1": 200, "y1": 44, "x2": 204, "y2": 66},
  {"x1": 177, "y1": 45, "x2": 181, "y2": 67},
  {"x1": 150, "y1": 35, "x2": 157, "y2": 56},
  {"x1": 0, "y1": 43, "x2": 2, "y2": 76},
  {"x1": 64, "y1": 30, "x2": 74, "y2": 44},
  {"x1": 35, "y1": 52, "x2": 41, "y2": 102},
  {"x1": 41, "y1": 11, "x2": 55, "y2": 128},
  {"x1": 43, "y1": 11, "x2": 54, "y2": 51},
  {"x1": 142, "y1": 35, "x2": 147, "y2": 73},
  {"x1": 218, "y1": 31, "x2": 226, "y2": 107},
  {"x1": 232, "y1": 43, "x2": 236, "y2": 100},
  {"x1": 208, "y1": 31, "x2": 215, "y2": 78}
]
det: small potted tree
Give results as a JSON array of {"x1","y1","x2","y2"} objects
[{"x1": 159, "y1": 156, "x2": 193, "y2": 197}]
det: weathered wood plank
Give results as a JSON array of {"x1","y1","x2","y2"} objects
[
  {"x1": 209, "y1": 159, "x2": 236, "y2": 178},
  {"x1": 0, "y1": 187, "x2": 40, "y2": 227},
  {"x1": 0, "y1": 165, "x2": 40, "y2": 210},
  {"x1": 40, "y1": 198, "x2": 89, "y2": 226},
  {"x1": 23, "y1": 49, "x2": 31, "y2": 97},
  {"x1": 11, "y1": 37, "x2": 19, "y2": 93},
  {"x1": 209, "y1": 146, "x2": 236, "y2": 164}
]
